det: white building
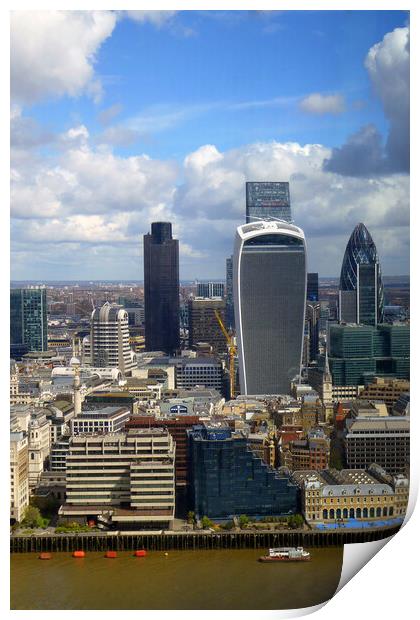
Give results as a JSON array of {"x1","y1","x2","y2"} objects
[
  {"x1": 10, "y1": 431, "x2": 29, "y2": 522},
  {"x1": 90, "y1": 303, "x2": 136, "y2": 375}
]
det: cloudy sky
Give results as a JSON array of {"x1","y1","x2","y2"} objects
[{"x1": 10, "y1": 9, "x2": 410, "y2": 280}]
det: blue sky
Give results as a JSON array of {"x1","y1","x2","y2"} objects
[{"x1": 10, "y1": 10, "x2": 410, "y2": 279}]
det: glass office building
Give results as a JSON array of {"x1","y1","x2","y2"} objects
[
  {"x1": 225, "y1": 255, "x2": 235, "y2": 329},
  {"x1": 339, "y1": 223, "x2": 384, "y2": 325},
  {"x1": 10, "y1": 288, "x2": 48, "y2": 352},
  {"x1": 234, "y1": 221, "x2": 307, "y2": 394},
  {"x1": 246, "y1": 182, "x2": 292, "y2": 223},
  {"x1": 143, "y1": 222, "x2": 180, "y2": 353},
  {"x1": 188, "y1": 426, "x2": 299, "y2": 519},
  {"x1": 307, "y1": 272, "x2": 319, "y2": 302}
]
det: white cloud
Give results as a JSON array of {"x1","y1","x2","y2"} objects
[
  {"x1": 11, "y1": 10, "x2": 117, "y2": 105},
  {"x1": 299, "y1": 93, "x2": 346, "y2": 115},
  {"x1": 122, "y1": 11, "x2": 177, "y2": 27}
]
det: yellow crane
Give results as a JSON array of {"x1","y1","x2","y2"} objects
[{"x1": 213, "y1": 309, "x2": 237, "y2": 399}]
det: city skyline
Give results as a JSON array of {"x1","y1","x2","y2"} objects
[{"x1": 10, "y1": 10, "x2": 409, "y2": 280}]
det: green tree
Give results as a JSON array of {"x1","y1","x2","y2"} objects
[
  {"x1": 21, "y1": 505, "x2": 43, "y2": 528},
  {"x1": 287, "y1": 514, "x2": 304, "y2": 529},
  {"x1": 238, "y1": 514, "x2": 249, "y2": 529},
  {"x1": 187, "y1": 511, "x2": 195, "y2": 524},
  {"x1": 201, "y1": 516, "x2": 213, "y2": 529}
]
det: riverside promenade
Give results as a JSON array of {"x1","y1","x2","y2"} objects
[{"x1": 10, "y1": 523, "x2": 400, "y2": 553}]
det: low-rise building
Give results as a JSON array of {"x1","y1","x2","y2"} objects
[
  {"x1": 10, "y1": 430, "x2": 29, "y2": 522},
  {"x1": 71, "y1": 406, "x2": 131, "y2": 435},
  {"x1": 292, "y1": 465, "x2": 409, "y2": 526},
  {"x1": 358, "y1": 377, "x2": 410, "y2": 411},
  {"x1": 281, "y1": 429, "x2": 330, "y2": 471}
]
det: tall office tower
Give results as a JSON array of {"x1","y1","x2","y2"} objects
[
  {"x1": 90, "y1": 302, "x2": 136, "y2": 375},
  {"x1": 246, "y1": 181, "x2": 292, "y2": 223},
  {"x1": 10, "y1": 288, "x2": 48, "y2": 352},
  {"x1": 307, "y1": 273, "x2": 319, "y2": 302},
  {"x1": 339, "y1": 223, "x2": 384, "y2": 325},
  {"x1": 188, "y1": 297, "x2": 227, "y2": 354},
  {"x1": 225, "y1": 255, "x2": 235, "y2": 329},
  {"x1": 196, "y1": 282, "x2": 225, "y2": 298},
  {"x1": 143, "y1": 222, "x2": 180, "y2": 353},
  {"x1": 234, "y1": 221, "x2": 307, "y2": 395},
  {"x1": 306, "y1": 302, "x2": 320, "y2": 362}
]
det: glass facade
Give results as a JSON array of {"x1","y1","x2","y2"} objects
[
  {"x1": 234, "y1": 223, "x2": 306, "y2": 395},
  {"x1": 327, "y1": 324, "x2": 409, "y2": 386},
  {"x1": 225, "y1": 255, "x2": 235, "y2": 329},
  {"x1": 144, "y1": 222, "x2": 180, "y2": 353},
  {"x1": 307, "y1": 272, "x2": 319, "y2": 302},
  {"x1": 339, "y1": 223, "x2": 384, "y2": 324},
  {"x1": 246, "y1": 182, "x2": 292, "y2": 223},
  {"x1": 188, "y1": 426, "x2": 299, "y2": 519},
  {"x1": 10, "y1": 288, "x2": 47, "y2": 352}
]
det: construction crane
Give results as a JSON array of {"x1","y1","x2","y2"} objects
[{"x1": 213, "y1": 309, "x2": 237, "y2": 400}]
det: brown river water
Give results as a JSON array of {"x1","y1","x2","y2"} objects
[{"x1": 10, "y1": 547, "x2": 344, "y2": 610}]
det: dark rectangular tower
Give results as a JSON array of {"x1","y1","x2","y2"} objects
[
  {"x1": 246, "y1": 181, "x2": 292, "y2": 223},
  {"x1": 10, "y1": 288, "x2": 48, "y2": 353},
  {"x1": 143, "y1": 222, "x2": 180, "y2": 353},
  {"x1": 306, "y1": 273, "x2": 319, "y2": 302}
]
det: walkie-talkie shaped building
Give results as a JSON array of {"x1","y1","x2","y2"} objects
[{"x1": 233, "y1": 221, "x2": 307, "y2": 395}]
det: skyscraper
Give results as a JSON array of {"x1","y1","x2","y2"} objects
[
  {"x1": 306, "y1": 273, "x2": 319, "y2": 302},
  {"x1": 233, "y1": 221, "x2": 307, "y2": 395},
  {"x1": 339, "y1": 223, "x2": 384, "y2": 325},
  {"x1": 10, "y1": 287, "x2": 48, "y2": 352},
  {"x1": 246, "y1": 181, "x2": 292, "y2": 223},
  {"x1": 143, "y1": 222, "x2": 180, "y2": 353},
  {"x1": 188, "y1": 297, "x2": 227, "y2": 353},
  {"x1": 225, "y1": 255, "x2": 235, "y2": 329},
  {"x1": 90, "y1": 302, "x2": 136, "y2": 375},
  {"x1": 196, "y1": 282, "x2": 225, "y2": 298}
]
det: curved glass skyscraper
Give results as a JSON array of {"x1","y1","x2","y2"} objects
[
  {"x1": 339, "y1": 223, "x2": 384, "y2": 325},
  {"x1": 233, "y1": 221, "x2": 307, "y2": 395}
]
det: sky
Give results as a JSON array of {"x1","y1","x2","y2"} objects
[{"x1": 10, "y1": 9, "x2": 410, "y2": 280}]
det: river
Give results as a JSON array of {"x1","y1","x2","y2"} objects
[{"x1": 11, "y1": 547, "x2": 343, "y2": 610}]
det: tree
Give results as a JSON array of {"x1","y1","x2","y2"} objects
[
  {"x1": 287, "y1": 514, "x2": 304, "y2": 529},
  {"x1": 201, "y1": 516, "x2": 213, "y2": 529},
  {"x1": 238, "y1": 514, "x2": 249, "y2": 529},
  {"x1": 21, "y1": 506, "x2": 43, "y2": 528},
  {"x1": 187, "y1": 511, "x2": 195, "y2": 524}
]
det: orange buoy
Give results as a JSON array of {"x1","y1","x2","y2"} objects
[
  {"x1": 39, "y1": 552, "x2": 52, "y2": 560},
  {"x1": 134, "y1": 549, "x2": 147, "y2": 557},
  {"x1": 105, "y1": 550, "x2": 117, "y2": 559},
  {"x1": 72, "y1": 550, "x2": 85, "y2": 558}
]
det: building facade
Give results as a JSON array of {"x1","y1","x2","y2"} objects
[
  {"x1": 196, "y1": 282, "x2": 225, "y2": 298},
  {"x1": 10, "y1": 431, "x2": 29, "y2": 522},
  {"x1": 188, "y1": 297, "x2": 227, "y2": 354},
  {"x1": 188, "y1": 425, "x2": 299, "y2": 519},
  {"x1": 90, "y1": 302, "x2": 136, "y2": 375},
  {"x1": 338, "y1": 223, "x2": 384, "y2": 325},
  {"x1": 143, "y1": 222, "x2": 180, "y2": 353},
  {"x1": 11, "y1": 287, "x2": 48, "y2": 352},
  {"x1": 225, "y1": 255, "x2": 235, "y2": 329},
  {"x1": 306, "y1": 273, "x2": 319, "y2": 302},
  {"x1": 60, "y1": 429, "x2": 175, "y2": 528},
  {"x1": 245, "y1": 181, "x2": 292, "y2": 223},
  {"x1": 234, "y1": 221, "x2": 307, "y2": 395}
]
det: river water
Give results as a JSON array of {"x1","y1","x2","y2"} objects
[{"x1": 11, "y1": 547, "x2": 343, "y2": 610}]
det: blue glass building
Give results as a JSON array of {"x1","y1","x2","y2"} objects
[
  {"x1": 10, "y1": 288, "x2": 48, "y2": 353},
  {"x1": 188, "y1": 426, "x2": 299, "y2": 519},
  {"x1": 339, "y1": 223, "x2": 384, "y2": 325},
  {"x1": 246, "y1": 181, "x2": 292, "y2": 223}
]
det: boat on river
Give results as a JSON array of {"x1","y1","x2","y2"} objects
[{"x1": 258, "y1": 547, "x2": 311, "y2": 562}]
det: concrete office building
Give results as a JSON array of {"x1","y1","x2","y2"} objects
[
  {"x1": 60, "y1": 429, "x2": 175, "y2": 529},
  {"x1": 196, "y1": 282, "x2": 225, "y2": 298},
  {"x1": 71, "y1": 406, "x2": 131, "y2": 435},
  {"x1": 144, "y1": 222, "x2": 180, "y2": 353},
  {"x1": 90, "y1": 302, "x2": 136, "y2": 375},
  {"x1": 234, "y1": 221, "x2": 307, "y2": 395},
  {"x1": 188, "y1": 297, "x2": 227, "y2": 354}
]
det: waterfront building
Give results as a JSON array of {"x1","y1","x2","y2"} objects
[
  {"x1": 10, "y1": 430, "x2": 29, "y2": 522},
  {"x1": 233, "y1": 221, "x2": 306, "y2": 395},
  {"x1": 144, "y1": 222, "x2": 180, "y2": 353},
  {"x1": 281, "y1": 428, "x2": 330, "y2": 471},
  {"x1": 307, "y1": 273, "x2": 319, "y2": 303},
  {"x1": 292, "y1": 465, "x2": 409, "y2": 525},
  {"x1": 60, "y1": 429, "x2": 175, "y2": 529},
  {"x1": 188, "y1": 297, "x2": 227, "y2": 354},
  {"x1": 188, "y1": 425, "x2": 299, "y2": 519},
  {"x1": 225, "y1": 255, "x2": 235, "y2": 329},
  {"x1": 358, "y1": 377, "x2": 410, "y2": 412},
  {"x1": 90, "y1": 302, "x2": 136, "y2": 375},
  {"x1": 10, "y1": 287, "x2": 48, "y2": 353},
  {"x1": 71, "y1": 406, "x2": 131, "y2": 435},
  {"x1": 196, "y1": 282, "x2": 225, "y2": 298},
  {"x1": 344, "y1": 415, "x2": 409, "y2": 475},
  {"x1": 338, "y1": 223, "x2": 384, "y2": 325},
  {"x1": 26, "y1": 409, "x2": 51, "y2": 488},
  {"x1": 245, "y1": 181, "x2": 292, "y2": 223}
]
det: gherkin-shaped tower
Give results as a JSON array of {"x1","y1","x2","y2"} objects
[{"x1": 339, "y1": 223, "x2": 384, "y2": 325}]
